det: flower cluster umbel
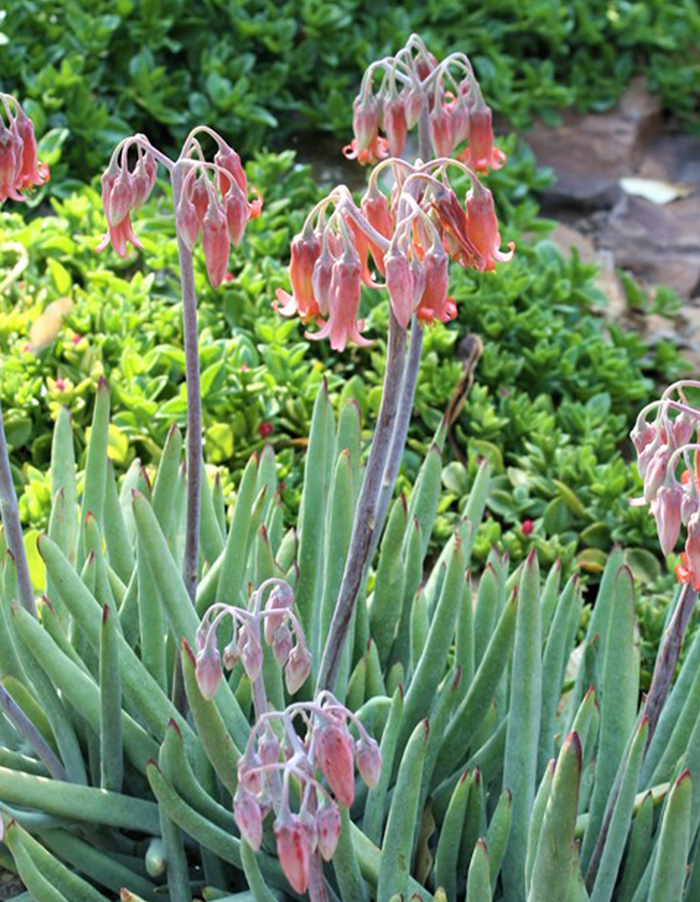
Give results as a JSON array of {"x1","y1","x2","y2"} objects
[
  {"x1": 233, "y1": 692, "x2": 381, "y2": 894},
  {"x1": 345, "y1": 33, "x2": 505, "y2": 172},
  {"x1": 276, "y1": 158, "x2": 514, "y2": 350},
  {"x1": 97, "y1": 128, "x2": 261, "y2": 287},
  {"x1": 194, "y1": 579, "x2": 311, "y2": 701},
  {"x1": 631, "y1": 381, "x2": 700, "y2": 589},
  {"x1": 0, "y1": 94, "x2": 49, "y2": 204}
]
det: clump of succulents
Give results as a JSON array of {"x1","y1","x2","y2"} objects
[{"x1": 0, "y1": 37, "x2": 699, "y2": 902}]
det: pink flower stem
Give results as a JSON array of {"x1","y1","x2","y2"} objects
[
  {"x1": 171, "y1": 162, "x2": 202, "y2": 605},
  {"x1": 371, "y1": 317, "x2": 423, "y2": 558},
  {"x1": 0, "y1": 395, "x2": 35, "y2": 617},
  {"x1": 307, "y1": 850, "x2": 329, "y2": 902},
  {"x1": 316, "y1": 311, "x2": 407, "y2": 693}
]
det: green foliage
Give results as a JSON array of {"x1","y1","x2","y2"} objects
[
  {"x1": 1, "y1": 390, "x2": 699, "y2": 901},
  {"x1": 1, "y1": 1, "x2": 699, "y2": 183}
]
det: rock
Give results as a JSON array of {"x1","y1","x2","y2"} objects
[
  {"x1": 522, "y1": 77, "x2": 662, "y2": 211},
  {"x1": 600, "y1": 194, "x2": 700, "y2": 298}
]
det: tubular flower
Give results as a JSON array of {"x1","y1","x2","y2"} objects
[
  {"x1": 631, "y1": 381, "x2": 700, "y2": 589},
  {"x1": 460, "y1": 102, "x2": 506, "y2": 172},
  {"x1": 464, "y1": 182, "x2": 515, "y2": 272},
  {"x1": 344, "y1": 35, "x2": 505, "y2": 165},
  {"x1": 280, "y1": 159, "x2": 513, "y2": 349},
  {"x1": 306, "y1": 254, "x2": 370, "y2": 352},
  {"x1": 98, "y1": 129, "x2": 259, "y2": 285},
  {"x1": 0, "y1": 96, "x2": 49, "y2": 204},
  {"x1": 232, "y1": 689, "x2": 382, "y2": 893},
  {"x1": 275, "y1": 230, "x2": 322, "y2": 322}
]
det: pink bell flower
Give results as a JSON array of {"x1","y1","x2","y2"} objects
[
  {"x1": 194, "y1": 640, "x2": 223, "y2": 701},
  {"x1": 315, "y1": 721, "x2": 356, "y2": 807},
  {"x1": 316, "y1": 805, "x2": 341, "y2": 861},
  {"x1": 306, "y1": 255, "x2": 371, "y2": 352},
  {"x1": 202, "y1": 202, "x2": 231, "y2": 289},
  {"x1": 461, "y1": 102, "x2": 506, "y2": 172},
  {"x1": 385, "y1": 251, "x2": 415, "y2": 328},
  {"x1": 234, "y1": 789, "x2": 263, "y2": 851},
  {"x1": 285, "y1": 644, "x2": 311, "y2": 695},
  {"x1": 274, "y1": 816, "x2": 312, "y2": 894},
  {"x1": 275, "y1": 230, "x2": 322, "y2": 322},
  {"x1": 430, "y1": 103, "x2": 454, "y2": 157},
  {"x1": 652, "y1": 484, "x2": 683, "y2": 556},
  {"x1": 14, "y1": 109, "x2": 49, "y2": 191},
  {"x1": 384, "y1": 95, "x2": 408, "y2": 157},
  {"x1": 416, "y1": 247, "x2": 456, "y2": 324},
  {"x1": 465, "y1": 182, "x2": 515, "y2": 272}
]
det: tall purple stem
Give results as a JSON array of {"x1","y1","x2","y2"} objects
[
  {"x1": 316, "y1": 311, "x2": 407, "y2": 693},
  {"x1": 171, "y1": 163, "x2": 202, "y2": 605}
]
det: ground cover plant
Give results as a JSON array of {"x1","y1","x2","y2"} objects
[
  {"x1": 1, "y1": 35, "x2": 700, "y2": 902},
  {"x1": 0, "y1": 1, "x2": 699, "y2": 183}
]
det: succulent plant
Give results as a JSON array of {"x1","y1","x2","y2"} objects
[{"x1": 0, "y1": 378, "x2": 697, "y2": 902}]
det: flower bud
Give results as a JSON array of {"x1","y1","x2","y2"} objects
[
  {"x1": 352, "y1": 95, "x2": 379, "y2": 153},
  {"x1": 107, "y1": 171, "x2": 133, "y2": 227},
  {"x1": 405, "y1": 86, "x2": 425, "y2": 129},
  {"x1": 686, "y1": 514, "x2": 700, "y2": 581},
  {"x1": 316, "y1": 805, "x2": 341, "y2": 861},
  {"x1": 653, "y1": 484, "x2": 683, "y2": 556},
  {"x1": 224, "y1": 183, "x2": 250, "y2": 247},
  {"x1": 385, "y1": 251, "x2": 415, "y2": 329},
  {"x1": 274, "y1": 816, "x2": 311, "y2": 894},
  {"x1": 195, "y1": 642, "x2": 223, "y2": 701},
  {"x1": 202, "y1": 202, "x2": 231, "y2": 289},
  {"x1": 264, "y1": 582, "x2": 295, "y2": 646},
  {"x1": 673, "y1": 412, "x2": 694, "y2": 447},
  {"x1": 315, "y1": 722, "x2": 356, "y2": 807},
  {"x1": 285, "y1": 644, "x2": 311, "y2": 695},
  {"x1": 234, "y1": 790, "x2": 263, "y2": 851},
  {"x1": 450, "y1": 95, "x2": 470, "y2": 146},
  {"x1": 417, "y1": 247, "x2": 455, "y2": 323},
  {"x1": 643, "y1": 448, "x2": 670, "y2": 504},
  {"x1": 259, "y1": 730, "x2": 280, "y2": 767},
  {"x1": 176, "y1": 197, "x2": 201, "y2": 251},
  {"x1": 222, "y1": 640, "x2": 239, "y2": 670},
  {"x1": 215, "y1": 144, "x2": 247, "y2": 195},
  {"x1": 361, "y1": 191, "x2": 392, "y2": 275},
  {"x1": 239, "y1": 629, "x2": 263, "y2": 683},
  {"x1": 191, "y1": 176, "x2": 210, "y2": 224},
  {"x1": 465, "y1": 182, "x2": 514, "y2": 272},
  {"x1": 430, "y1": 103, "x2": 453, "y2": 157},
  {"x1": 356, "y1": 738, "x2": 382, "y2": 789},
  {"x1": 239, "y1": 755, "x2": 265, "y2": 795},
  {"x1": 272, "y1": 625, "x2": 294, "y2": 667},
  {"x1": 631, "y1": 420, "x2": 657, "y2": 456},
  {"x1": 465, "y1": 102, "x2": 506, "y2": 172},
  {"x1": 384, "y1": 94, "x2": 407, "y2": 157}
]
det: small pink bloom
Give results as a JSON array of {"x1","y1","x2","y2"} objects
[
  {"x1": 272, "y1": 626, "x2": 294, "y2": 667},
  {"x1": 430, "y1": 103, "x2": 454, "y2": 157},
  {"x1": 385, "y1": 252, "x2": 415, "y2": 328},
  {"x1": 361, "y1": 191, "x2": 393, "y2": 275},
  {"x1": 96, "y1": 211, "x2": 144, "y2": 258},
  {"x1": 416, "y1": 247, "x2": 455, "y2": 323},
  {"x1": 673, "y1": 413, "x2": 694, "y2": 447},
  {"x1": 14, "y1": 109, "x2": 49, "y2": 191},
  {"x1": 449, "y1": 95, "x2": 471, "y2": 147},
  {"x1": 521, "y1": 519, "x2": 535, "y2": 537},
  {"x1": 215, "y1": 144, "x2": 247, "y2": 196},
  {"x1": 343, "y1": 134, "x2": 389, "y2": 166},
  {"x1": 315, "y1": 722, "x2": 356, "y2": 807},
  {"x1": 316, "y1": 805, "x2": 341, "y2": 861},
  {"x1": 384, "y1": 94, "x2": 407, "y2": 157},
  {"x1": 191, "y1": 177, "x2": 210, "y2": 225},
  {"x1": 631, "y1": 421, "x2": 657, "y2": 456},
  {"x1": 285, "y1": 644, "x2": 311, "y2": 695},
  {"x1": 465, "y1": 183, "x2": 515, "y2": 272},
  {"x1": 415, "y1": 52, "x2": 438, "y2": 82},
  {"x1": 275, "y1": 230, "x2": 322, "y2": 322},
  {"x1": 404, "y1": 86, "x2": 425, "y2": 129},
  {"x1": 432, "y1": 186, "x2": 482, "y2": 268},
  {"x1": 461, "y1": 102, "x2": 506, "y2": 172},
  {"x1": 202, "y1": 203, "x2": 231, "y2": 289},
  {"x1": 275, "y1": 817, "x2": 311, "y2": 894},
  {"x1": 238, "y1": 628, "x2": 263, "y2": 682},
  {"x1": 176, "y1": 197, "x2": 201, "y2": 251},
  {"x1": 355, "y1": 738, "x2": 382, "y2": 789},
  {"x1": 263, "y1": 583, "x2": 294, "y2": 645},
  {"x1": 224, "y1": 182, "x2": 251, "y2": 247},
  {"x1": 107, "y1": 171, "x2": 134, "y2": 227},
  {"x1": 234, "y1": 790, "x2": 263, "y2": 851},
  {"x1": 306, "y1": 256, "x2": 371, "y2": 352},
  {"x1": 351, "y1": 95, "x2": 380, "y2": 154},
  {"x1": 195, "y1": 642, "x2": 223, "y2": 701},
  {"x1": 643, "y1": 447, "x2": 670, "y2": 503},
  {"x1": 652, "y1": 484, "x2": 683, "y2": 555},
  {"x1": 258, "y1": 421, "x2": 273, "y2": 439}
]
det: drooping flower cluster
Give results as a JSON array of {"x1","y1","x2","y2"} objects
[
  {"x1": 631, "y1": 381, "x2": 700, "y2": 589},
  {"x1": 0, "y1": 94, "x2": 49, "y2": 204},
  {"x1": 97, "y1": 128, "x2": 261, "y2": 287},
  {"x1": 194, "y1": 579, "x2": 311, "y2": 701},
  {"x1": 276, "y1": 158, "x2": 514, "y2": 349},
  {"x1": 233, "y1": 692, "x2": 382, "y2": 893},
  {"x1": 344, "y1": 33, "x2": 505, "y2": 171}
]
